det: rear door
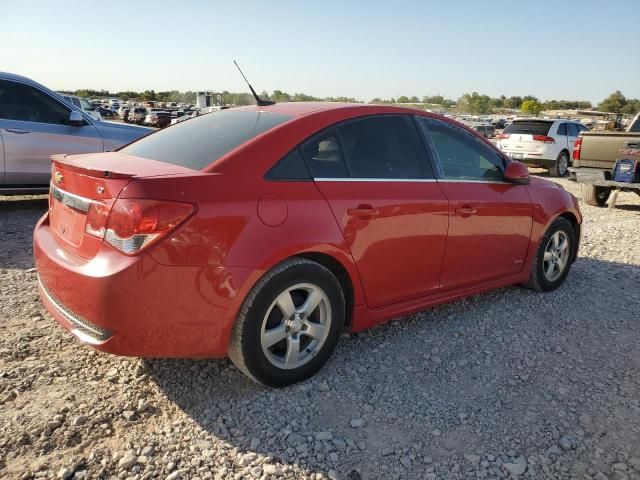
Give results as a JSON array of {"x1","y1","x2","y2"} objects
[
  {"x1": 555, "y1": 122, "x2": 569, "y2": 150},
  {"x1": 304, "y1": 115, "x2": 449, "y2": 308},
  {"x1": 0, "y1": 79, "x2": 104, "y2": 186},
  {"x1": 417, "y1": 116, "x2": 533, "y2": 291}
]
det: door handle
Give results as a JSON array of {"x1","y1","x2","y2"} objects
[
  {"x1": 454, "y1": 205, "x2": 477, "y2": 217},
  {"x1": 348, "y1": 205, "x2": 380, "y2": 218},
  {"x1": 5, "y1": 128, "x2": 30, "y2": 134}
]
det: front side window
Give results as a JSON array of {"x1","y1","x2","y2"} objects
[
  {"x1": 417, "y1": 117, "x2": 505, "y2": 181},
  {"x1": 0, "y1": 80, "x2": 70, "y2": 124}
]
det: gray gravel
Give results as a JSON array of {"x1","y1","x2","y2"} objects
[{"x1": 1, "y1": 175, "x2": 639, "y2": 480}]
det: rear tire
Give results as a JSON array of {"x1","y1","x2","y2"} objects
[
  {"x1": 549, "y1": 151, "x2": 570, "y2": 177},
  {"x1": 228, "y1": 258, "x2": 345, "y2": 387},
  {"x1": 581, "y1": 184, "x2": 611, "y2": 207},
  {"x1": 524, "y1": 217, "x2": 576, "y2": 292}
]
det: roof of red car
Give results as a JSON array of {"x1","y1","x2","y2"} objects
[{"x1": 234, "y1": 102, "x2": 423, "y2": 117}]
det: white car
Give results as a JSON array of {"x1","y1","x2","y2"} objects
[
  {"x1": 58, "y1": 93, "x2": 102, "y2": 121},
  {"x1": 496, "y1": 119, "x2": 588, "y2": 177}
]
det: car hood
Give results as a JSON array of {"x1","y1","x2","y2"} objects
[
  {"x1": 98, "y1": 120, "x2": 154, "y2": 134},
  {"x1": 94, "y1": 120, "x2": 154, "y2": 150}
]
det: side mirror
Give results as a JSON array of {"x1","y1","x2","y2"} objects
[
  {"x1": 504, "y1": 161, "x2": 530, "y2": 185},
  {"x1": 69, "y1": 111, "x2": 84, "y2": 126}
]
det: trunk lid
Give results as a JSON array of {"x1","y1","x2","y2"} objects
[
  {"x1": 499, "y1": 120, "x2": 554, "y2": 155},
  {"x1": 49, "y1": 152, "x2": 196, "y2": 259}
]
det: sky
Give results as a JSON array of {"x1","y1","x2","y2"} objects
[{"x1": 2, "y1": 0, "x2": 639, "y2": 104}]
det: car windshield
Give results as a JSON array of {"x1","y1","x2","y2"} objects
[
  {"x1": 121, "y1": 110, "x2": 293, "y2": 170},
  {"x1": 503, "y1": 121, "x2": 553, "y2": 136}
]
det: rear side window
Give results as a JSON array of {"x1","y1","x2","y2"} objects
[
  {"x1": 567, "y1": 123, "x2": 579, "y2": 137},
  {"x1": 557, "y1": 123, "x2": 567, "y2": 136},
  {"x1": 301, "y1": 130, "x2": 348, "y2": 178},
  {"x1": 121, "y1": 110, "x2": 292, "y2": 170},
  {"x1": 337, "y1": 116, "x2": 424, "y2": 179},
  {"x1": 503, "y1": 121, "x2": 553, "y2": 136},
  {"x1": 265, "y1": 149, "x2": 311, "y2": 180}
]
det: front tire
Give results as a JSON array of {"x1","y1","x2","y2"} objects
[
  {"x1": 228, "y1": 258, "x2": 345, "y2": 387},
  {"x1": 524, "y1": 217, "x2": 576, "y2": 292},
  {"x1": 549, "y1": 151, "x2": 570, "y2": 177},
  {"x1": 581, "y1": 184, "x2": 611, "y2": 207}
]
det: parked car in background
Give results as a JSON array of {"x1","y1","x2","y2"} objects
[
  {"x1": 0, "y1": 72, "x2": 153, "y2": 194},
  {"x1": 569, "y1": 113, "x2": 640, "y2": 205},
  {"x1": 58, "y1": 94, "x2": 102, "y2": 121},
  {"x1": 128, "y1": 107, "x2": 148, "y2": 125},
  {"x1": 96, "y1": 105, "x2": 117, "y2": 117},
  {"x1": 492, "y1": 118, "x2": 506, "y2": 129},
  {"x1": 471, "y1": 124, "x2": 495, "y2": 138},
  {"x1": 34, "y1": 103, "x2": 582, "y2": 387},
  {"x1": 143, "y1": 109, "x2": 171, "y2": 128},
  {"x1": 496, "y1": 119, "x2": 588, "y2": 177}
]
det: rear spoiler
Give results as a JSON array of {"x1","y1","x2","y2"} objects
[{"x1": 51, "y1": 154, "x2": 135, "y2": 180}]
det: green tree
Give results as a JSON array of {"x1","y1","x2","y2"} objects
[
  {"x1": 521, "y1": 99, "x2": 543, "y2": 115},
  {"x1": 396, "y1": 95, "x2": 410, "y2": 103},
  {"x1": 504, "y1": 96, "x2": 523, "y2": 109},
  {"x1": 457, "y1": 92, "x2": 492, "y2": 114},
  {"x1": 598, "y1": 91, "x2": 627, "y2": 112}
]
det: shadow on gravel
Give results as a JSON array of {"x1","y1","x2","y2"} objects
[
  {"x1": 145, "y1": 256, "x2": 640, "y2": 478},
  {"x1": 0, "y1": 197, "x2": 47, "y2": 270}
]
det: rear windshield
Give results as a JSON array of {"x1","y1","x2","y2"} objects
[
  {"x1": 121, "y1": 110, "x2": 292, "y2": 170},
  {"x1": 503, "y1": 121, "x2": 552, "y2": 136}
]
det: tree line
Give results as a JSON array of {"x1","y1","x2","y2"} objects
[
  {"x1": 372, "y1": 91, "x2": 639, "y2": 115},
  {"x1": 62, "y1": 88, "x2": 359, "y2": 106},
  {"x1": 61, "y1": 88, "x2": 639, "y2": 115}
]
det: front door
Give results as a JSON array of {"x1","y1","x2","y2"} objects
[
  {"x1": 302, "y1": 115, "x2": 449, "y2": 308},
  {"x1": 0, "y1": 79, "x2": 103, "y2": 186},
  {"x1": 417, "y1": 116, "x2": 533, "y2": 291}
]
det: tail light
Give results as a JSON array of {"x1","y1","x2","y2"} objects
[
  {"x1": 572, "y1": 136, "x2": 582, "y2": 161},
  {"x1": 498, "y1": 133, "x2": 510, "y2": 139},
  {"x1": 532, "y1": 135, "x2": 555, "y2": 144},
  {"x1": 85, "y1": 199, "x2": 194, "y2": 254}
]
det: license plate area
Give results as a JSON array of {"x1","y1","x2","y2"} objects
[
  {"x1": 509, "y1": 153, "x2": 524, "y2": 160},
  {"x1": 51, "y1": 199, "x2": 86, "y2": 247}
]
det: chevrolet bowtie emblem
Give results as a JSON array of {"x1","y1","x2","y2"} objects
[{"x1": 54, "y1": 171, "x2": 64, "y2": 185}]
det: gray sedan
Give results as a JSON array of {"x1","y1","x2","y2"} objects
[{"x1": 0, "y1": 72, "x2": 153, "y2": 195}]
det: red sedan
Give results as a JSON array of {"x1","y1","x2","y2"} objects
[{"x1": 34, "y1": 103, "x2": 582, "y2": 387}]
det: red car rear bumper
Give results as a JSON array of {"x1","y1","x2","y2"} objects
[{"x1": 34, "y1": 213, "x2": 255, "y2": 358}]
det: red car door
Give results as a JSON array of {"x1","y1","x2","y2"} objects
[
  {"x1": 302, "y1": 116, "x2": 449, "y2": 308},
  {"x1": 417, "y1": 117, "x2": 533, "y2": 291}
]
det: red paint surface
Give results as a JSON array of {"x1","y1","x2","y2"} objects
[{"x1": 35, "y1": 103, "x2": 582, "y2": 358}]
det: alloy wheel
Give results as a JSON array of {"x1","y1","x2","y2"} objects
[
  {"x1": 260, "y1": 283, "x2": 332, "y2": 370},
  {"x1": 543, "y1": 231, "x2": 570, "y2": 282}
]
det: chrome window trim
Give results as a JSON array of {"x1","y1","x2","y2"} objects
[
  {"x1": 313, "y1": 177, "x2": 510, "y2": 184},
  {"x1": 436, "y1": 179, "x2": 509, "y2": 184},
  {"x1": 313, "y1": 178, "x2": 437, "y2": 183},
  {"x1": 50, "y1": 183, "x2": 92, "y2": 212}
]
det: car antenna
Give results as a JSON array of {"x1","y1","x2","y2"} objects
[{"x1": 233, "y1": 60, "x2": 275, "y2": 107}]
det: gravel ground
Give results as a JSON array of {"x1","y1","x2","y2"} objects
[{"x1": 1, "y1": 175, "x2": 639, "y2": 480}]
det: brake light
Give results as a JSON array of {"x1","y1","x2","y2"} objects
[
  {"x1": 532, "y1": 135, "x2": 555, "y2": 144},
  {"x1": 498, "y1": 133, "x2": 510, "y2": 139},
  {"x1": 86, "y1": 199, "x2": 194, "y2": 254},
  {"x1": 572, "y1": 136, "x2": 582, "y2": 161}
]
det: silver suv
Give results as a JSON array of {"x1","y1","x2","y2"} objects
[{"x1": 0, "y1": 72, "x2": 153, "y2": 195}]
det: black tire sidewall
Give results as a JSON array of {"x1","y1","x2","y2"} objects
[
  {"x1": 240, "y1": 263, "x2": 345, "y2": 387},
  {"x1": 533, "y1": 218, "x2": 576, "y2": 292},
  {"x1": 555, "y1": 152, "x2": 569, "y2": 177}
]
